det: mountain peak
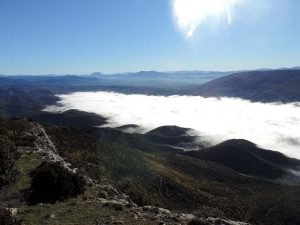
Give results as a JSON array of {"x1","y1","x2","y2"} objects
[{"x1": 90, "y1": 72, "x2": 103, "y2": 77}]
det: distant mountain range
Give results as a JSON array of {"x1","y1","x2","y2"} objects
[{"x1": 0, "y1": 70, "x2": 229, "y2": 97}]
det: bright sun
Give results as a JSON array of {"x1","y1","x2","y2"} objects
[{"x1": 172, "y1": 0, "x2": 243, "y2": 37}]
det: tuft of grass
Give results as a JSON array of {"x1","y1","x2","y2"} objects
[{"x1": 17, "y1": 154, "x2": 44, "y2": 189}]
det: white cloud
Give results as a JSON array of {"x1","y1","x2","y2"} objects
[
  {"x1": 44, "y1": 91, "x2": 300, "y2": 159},
  {"x1": 171, "y1": 0, "x2": 244, "y2": 37}
]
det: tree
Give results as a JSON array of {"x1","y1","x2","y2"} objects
[
  {"x1": 6, "y1": 118, "x2": 33, "y2": 145},
  {"x1": 29, "y1": 161, "x2": 86, "y2": 203}
]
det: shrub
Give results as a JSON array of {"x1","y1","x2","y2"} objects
[
  {"x1": 0, "y1": 124, "x2": 8, "y2": 136},
  {"x1": 0, "y1": 136, "x2": 20, "y2": 188},
  {"x1": 0, "y1": 208, "x2": 22, "y2": 225},
  {"x1": 29, "y1": 161, "x2": 86, "y2": 203}
]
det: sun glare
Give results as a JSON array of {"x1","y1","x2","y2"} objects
[{"x1": 172, "y1": 0, "x2": 243, "y2": 37}]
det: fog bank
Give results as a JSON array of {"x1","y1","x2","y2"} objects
[{"x1": 44, "y1": 91, "x2": 300, "y2": 159}]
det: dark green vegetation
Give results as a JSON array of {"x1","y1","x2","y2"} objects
[
  {"x1": 0, "y1": 136, "x2": 20, "y2": 188},
  {"x1": 192, "y1": 69, "x2": 300, "y2": 102},
  {"x1": 184, "y1": 139, "x2": 300, "y2": 180},
  {"x1": 146, "y1": 126, "x2": 191, "y2": 137},
  {"x1": 45, "y1": 125, "x2": 300, "y2": 225},
  {"x1": 29, "y1": 161, "x2": 86, "y2": 204},
  {"x1": 144, "y1": 126, "x2": 205, "y2": 149},
  {"x1": 188, "y1": 218, "x2": 209, "y2": 225}
]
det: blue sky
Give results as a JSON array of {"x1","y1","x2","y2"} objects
[{"x1": 0, "y1": 0, "x2": 300, "y2": 75}]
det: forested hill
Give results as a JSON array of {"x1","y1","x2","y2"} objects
[{"x1": 189, "y1": 70, "x2": 300, "y2": 103}]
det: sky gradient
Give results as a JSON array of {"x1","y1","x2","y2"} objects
[{"x1": 0, "y1": 0, "x2": 300, "y2": 75}]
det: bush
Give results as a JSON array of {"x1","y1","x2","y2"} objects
[
  {"x1": 29, "y1": 161, "x2": 86, "y2": 203},
  {"x1": 6, "y1": 119, "x2": 32, "y2": 143},
  {"x1": 0, "y1": 125, "x2": 8, "y2": 136},
  {"x1": 0, "y1": 208, "x2": 22, "y2": 225},
  {"x1": 0, "y1": 136, "x2": 20, "y2": 188}
]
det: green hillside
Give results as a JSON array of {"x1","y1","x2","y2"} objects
[{"x1": 46, "y1": 125, "x2": 300, "y2": 225}]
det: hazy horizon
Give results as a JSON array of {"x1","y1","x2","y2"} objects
[{"x1": 1, "y1": 65, "x2": 300, "y2": 76}]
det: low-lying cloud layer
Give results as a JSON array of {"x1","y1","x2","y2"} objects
[{"x1": 45, "y1": 91, "x2": 300, "y2": 159}]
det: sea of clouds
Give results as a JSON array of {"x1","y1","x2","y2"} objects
[{"x1": 44, "y1": 91, "x2": 300, "y2": 159}]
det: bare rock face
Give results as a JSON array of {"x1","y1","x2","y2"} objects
[{"x1": 31, "y1": 123, "x2": 75, "y2": 171}]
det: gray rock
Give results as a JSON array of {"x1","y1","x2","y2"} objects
[{"x1": 6, "y1": 208, "x2": 18, "y2": 217}]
